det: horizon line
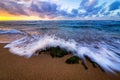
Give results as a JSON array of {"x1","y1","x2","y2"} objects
[{"x1": 0, "y1": 19, "x2": 120, "y2": 22}]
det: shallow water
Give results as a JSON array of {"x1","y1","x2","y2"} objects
[{"x1": 0, "y1": 20, "x2": 120, "y2": 73}]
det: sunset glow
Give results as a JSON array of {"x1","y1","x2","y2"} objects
[
  {"x1": 0, "y1": 10, "x2": 44, "y2": 21},
  {"x1": 0, "y1": 16, "x2": 42, "y2": 21},
  {"x1": 0, "y1": 0, "x2": 119, "y2": 21}
]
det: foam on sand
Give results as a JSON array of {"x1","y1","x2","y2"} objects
[{"x1": 4, "y1": 35, "x2": 120, "y2": 73}]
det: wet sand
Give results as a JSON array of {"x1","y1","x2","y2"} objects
[{"x1": 0, "y1": 43, "x2": 120, "y2": 80}]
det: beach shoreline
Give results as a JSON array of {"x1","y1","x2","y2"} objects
[{"x1": 0, "y1": 43, "x2": 120, "y2": 80}]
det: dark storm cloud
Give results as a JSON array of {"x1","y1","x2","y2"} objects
[{"x1": 109, "y1": 1, "x2": 120, "y2": 11}]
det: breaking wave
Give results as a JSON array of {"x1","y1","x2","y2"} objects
[
  {"x1": 0, "y1": 29, "x2": 25, "y2": 34},
  {"x1": 1, "y1": 20, "x2": 120, "y2": 74},
  {"x1": 0, "y1": 28, "x2": 26, "y2": 43},
  {"x1": 4, "y1": 34, "x2": 120, "y2": 74},
  {"x1": 0, "y1": 29, "x2": 26, "y2": 43}
]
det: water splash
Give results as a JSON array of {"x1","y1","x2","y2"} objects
[{"x1": 4, "y1": 35, "x2": 120, "y2": 73}]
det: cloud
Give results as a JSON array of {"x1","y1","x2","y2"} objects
[
  {"x1": 71, "y1": 9, "x2": 78, "y2": 16},
  {"x1": 109, "y1": 1, "x2": 120, "y2": 11},
  {"x1": 0, "y1": 0, "x2": 70, "y2": 18},
  {"x1": 78, "y1": 0, "x2": 105, "y2": 17},
  {"x1": 0, "y1": 0, "x2": 119, "y2": 19},
  {"x1": 80, "y1": 0, "x2": 98, "y2": 12},
  {"x1": 0, "y1": 0, "x2": 28, "y2": 15},
  {"x1": 97, "y1": 1, "x2": 120, "y2": 17},
  {"x1": 78, "y1": 0, "x2": 120, "y2": 18},
  {"x1": 30, "y1": 1, "x2": 58, "y2": 18}
]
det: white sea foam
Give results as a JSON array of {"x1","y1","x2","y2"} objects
[
  {"x1": 0, "y1": 29, "x2": 27, "y2": 43},
  {"x1": 0, "y1": 29, "x2": 25, "y2": 34},
  {"x1": 4, "y1": 35, "x2": 120, "y2": 73}
]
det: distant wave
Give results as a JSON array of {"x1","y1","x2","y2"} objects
[
  {"x1": 0, "y1": 29, "x2": 27, "y2": 43},
  {"x1": 4, "y1": 34, "x2": 120, "y2": 73},
  {"x1": 0, "y1": 29, "x2": 26, "y2": 34}
]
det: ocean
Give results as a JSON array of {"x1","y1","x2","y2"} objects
[{"x1": 0, "y1": 20, "x2": 120, "y2": 73}]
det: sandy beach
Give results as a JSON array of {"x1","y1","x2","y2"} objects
[{"x1": 0, "y1": 43, "x2": 120, "y2": 80}]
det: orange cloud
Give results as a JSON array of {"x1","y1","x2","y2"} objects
[
  {"x1": 0, "y1": 10, "x2": 44, "y2": 21},
  {"x1": 0, "y1": 10, "x2": 58, "y2": 21}
]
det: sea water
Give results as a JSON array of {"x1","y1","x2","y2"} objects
[{"x1": 0, "y1": 20, "x2": 120, "y2": 73}]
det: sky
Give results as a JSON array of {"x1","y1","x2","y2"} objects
[{"x1": 0, "y1": 0, "x2": 120, "y2": 20}]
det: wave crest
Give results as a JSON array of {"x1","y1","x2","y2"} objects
[{"x1": 4, "y1": 35, "x2": 120, "y2": 73}]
